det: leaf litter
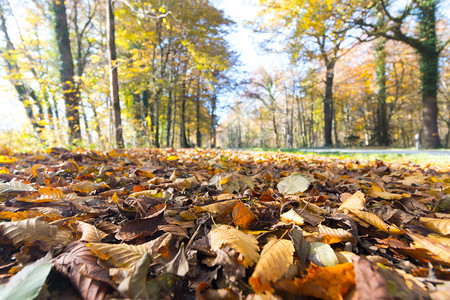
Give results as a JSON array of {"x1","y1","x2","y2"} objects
[{"x1": 0, "y1": 147, "x2": 449, "y2": 299}]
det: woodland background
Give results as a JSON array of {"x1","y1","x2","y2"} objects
[{"x1": 0, "y1": 0, "x2": 449, "y2": 150}]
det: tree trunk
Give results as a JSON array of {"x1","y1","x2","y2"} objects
[
  {"x1": 374, "y1": 37, "x2": 389, "y2": 146},
  {"x1": 272, "y1": 110, "x2": 280, "y2": 148},
  {"x1": 106, "y1": 0, "x2": 124, "y2": 148},
  {"x1": 210, "y1": 94, "x2": 217, "y2": 148},
  {"x1": 417, "y1": 1, "x2": 440, "y2": 148},
  {"x1": 196, "y1": 77, "x2": 202, "y2": 147},
  {"x1": 323, "y1": 59, "x2": 335, "y2": 147},
  {"x1": 171, "y1": 87, "x2": 177, "y2": 147},
  {"x1": 180, "y1": 81, "x2": 188, "y2": 148},
  {"x1": 166, "y1": 89, "x2": 172, "y2": 147},
  {"x1": 52, "y1": 0, "x2": 82, "y2": 144},
  {"x1": 154, "y1": 88, "x2": 161, "y2": 148}
]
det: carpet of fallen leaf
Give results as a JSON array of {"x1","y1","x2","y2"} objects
[{"x1": 0, "y1": 147, "x2": 449, "y2": 300}]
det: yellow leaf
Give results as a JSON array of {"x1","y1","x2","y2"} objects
[
  {"x1": 0, "y1": 166, "x2": 10, "y2": 174},
  {"x1": 350, "y1": 209, "x2": 403, "y2": 235},
  {"x1": 166, "y1": 155, "x2": 180, "y2": 161},
  {"x1": 420, "y1": 217, "x2": 450, "y2": 235},
  {"x1": 408, "y1": 231, "x2": 450, "y2": 264},
  {"x1": 280, "y1": 209, "x2": 305, "y2": 226},
  {"x1": 37, "y1": 187, "x2": 64, "y2": 201},
  {"x1": 129, "y1": 190, "x2": 164, "y2": 198},
  {"x1": 88, "y1": 242, "x2": 149, "y2": 268},
  {"x1": 338, "y1": 191, "x2": 365, "y2": 212},
  {"x1": 249, "y1": 239, "x2": 294, "y2": 293},
  {"x1": 0, "y1": 155, "x2": 17, "y2": 164},
  {"x1": 209, "y1": 225, "x2": 259, "y2": 267},
  {"x1": 88, "y1": 233, "x2": 173, "y2": 268}
]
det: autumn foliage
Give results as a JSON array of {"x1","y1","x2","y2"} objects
[{"x1": 0, "y1": 147, "x2": 449, "y2": 299}]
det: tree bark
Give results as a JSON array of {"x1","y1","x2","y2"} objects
[
  {"x1": 166, "y1": 89, "x2": 172, "y2": 147},
  {"x1": 417, "y1": 1, "x2": 440, "y2": 148},
  {"x1": 196, "y1": 77, "x2": 202, "y2": 147},
  {"x1": 374, "y1": 37, "x2": 389, "y2": 146},
  {"x1": 324, "y1": 59, "x2": 335, "y2": 147},
  {"x1": 106, "y1": 0, "x2": 124, "y2": 148},
  {"x1": 180, "y1": 81, "x2": 189, "y2": 148},
  {"x1": 52, "y1": 0, "x2": 82, "y2": 144},
  {"x1": 154, "y1": 88, "x2": 161, "y2": 148},
  {"x1": 210, "y1": 94, "x2": 217, "y2": 148}
]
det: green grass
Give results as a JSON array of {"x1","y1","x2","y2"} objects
[{"x1": 242, "y1": 148, "x2": 450, "y2": 169}]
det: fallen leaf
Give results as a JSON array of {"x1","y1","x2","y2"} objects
[
  {"x1": 277, "y1": 173, "x2": 311, "y2": 194},
  {"x1": 420, "y1": 217, "x2": 450, "y2": 235},
  {"x1": 232, "y1": 200, "x2": 257, "y2": 229},
  {"x1": 308, "y1": 242, "x2": 338, "y2": 267},
  {"x1": 277, "y1": 263, "x2": 355, "y2": 300},
  {"x1": 249, "y1": 239, "x2": 294, "y2": 293},
  {"x1": 209, "y1": 225, "x2": 259, "y2": 267}
]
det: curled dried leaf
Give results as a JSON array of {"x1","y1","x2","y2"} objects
[{"x1": 209, "y1": 225, "x2": 259, "y2": 268}]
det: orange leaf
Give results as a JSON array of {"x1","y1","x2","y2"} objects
[
  {"x1": 277, "y1": 263, "x2": 355, "y2": 300},
  {"x1": 232, "y1": 201, "x2": 257, "y2": 229}
]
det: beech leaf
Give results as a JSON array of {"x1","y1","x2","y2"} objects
[
  {"x1": 0, "y1": 254, "x2": 52, "y2": 300},
  {"x1": 277, "y1": 173, "x2": 311, "y2": 194},
  {"x1": 209, "y1": 225, "x2": 260, "y2": 267},
  {"x1": 249, "y1": 239, "x2": 295, "y2": 293}
]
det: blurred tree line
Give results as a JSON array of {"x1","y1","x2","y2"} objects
[
  {"x1": 0, "y1": 0, "x2": 448, "y2": 150},
  {"x1": 0, "y1": 0, "x2": 234, "y2": 149},
  {"x1": 219, "y1": 0, "x2": 450, "y2": 149}
]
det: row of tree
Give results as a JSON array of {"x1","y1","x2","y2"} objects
[
  {"x1": 0, "y1": 0, "x2": 448, "y2": 149},
  {"x1": 0, "y1": 0, "x2": 235, "y2": 149},
  {"x1": 219, "y1": 0, "x2": 449, "y2": 149}
]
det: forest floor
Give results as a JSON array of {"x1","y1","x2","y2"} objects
[{"x1": 0, "y1": 147, "x2": 449, "y2": 299}]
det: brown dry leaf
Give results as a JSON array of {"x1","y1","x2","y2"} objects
[
  {"x1": 71, "y1": 181, "x2": 109, "y2": 193},
  {"x1": 249, "y1": 239, "x2": 294, "y2": 293},
  {"x1": 318, "y1": 224, "x2": 355, "y2": 244},
  {"x1": 54, "y1": 241, "x2": 113, "y2": 300},
  {"x1": 277, "y1": 263, "x2": 355, "y2": 300},
  {"x1": 210, "y1": 173, "x2": 254, "y2": 193},
  {"x1": 0, "y1": 216, "x2": 58, "y2": 247},
  {"x1": 350, "y1": 209, "x2": 404, "y2": 235},
  {"x1": 193, "y1": 199, "x2": 238, "y2": 217},
  {"x1": 280, "y1": 209, "x2": 305, "y2": 226},
  {"x1": 338, "y1": 191, "x2": 365, "y2": 212},
  {"x1": 353, "y1": 256, "x2": 391, "y2": 300},
  {"x1": 209, "y1": 225, "x2": 259, "y2": 267},
  {"x1": 115, "y1": 205, "x2": 166, "y2": 241},
  {"x1": 419, "y1": 217, "x2": 450, "y2": 235},
  {"x1": 76, "y1": 221, "x2": 109, "y2": 243},
  {"x1": 232, "y1": 200, "x2": 257, "y2": 229},
  {"x1": 366, "y1": 183, "x2": 410, "y2": 200},
  {"x1": 408, "y1": 231, "x2": 450, "y2": 264}
]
